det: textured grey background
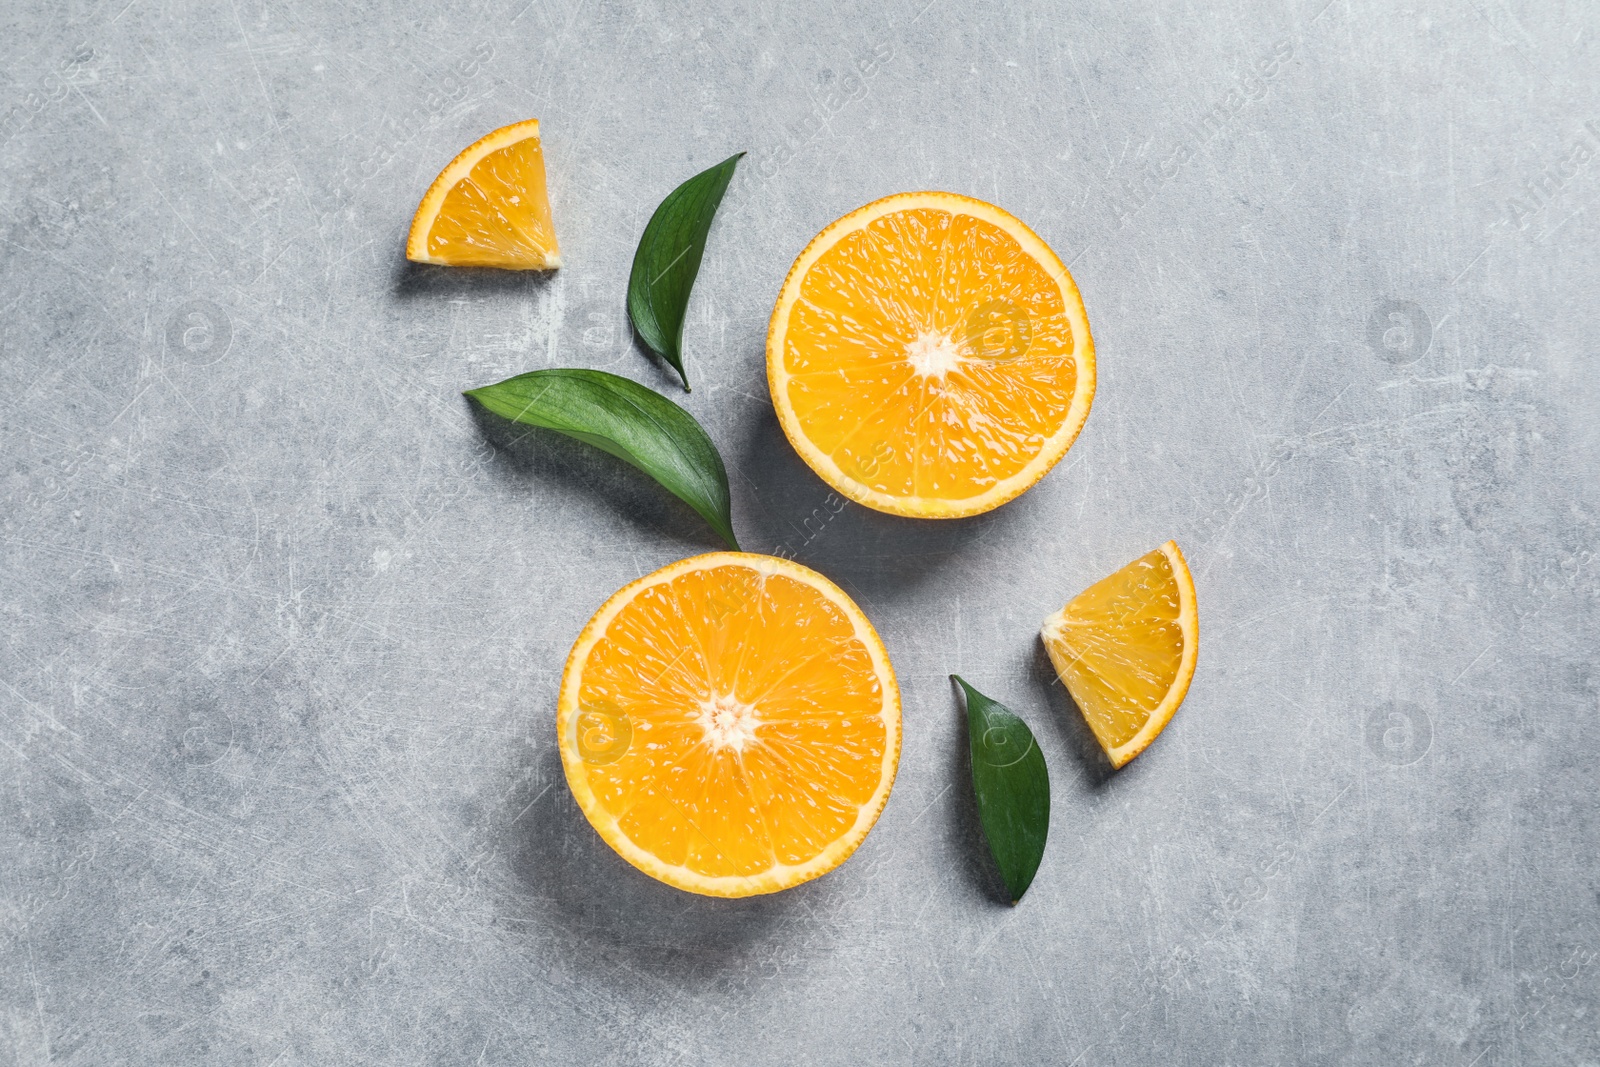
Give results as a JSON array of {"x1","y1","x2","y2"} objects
[{"x1": 2, "y1": 0, "x2": 1598, "y2": 1063}]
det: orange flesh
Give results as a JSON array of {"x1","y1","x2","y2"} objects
[
  {"x1": 1046, "y1": 549, "x2": 1186, "y2": 748},
  {"x1": 573, "y1": 564, "x2": 890, "y2": 879},
  {"x1": 422, "y1": 137, "x2": 558, "y2": 266},
  {"x1": 782, "y1": 207, "x2": 1079, "y2": 500}
]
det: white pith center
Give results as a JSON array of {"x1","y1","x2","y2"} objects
[
  {"x1": 699, "y1": 693, "x2": 760, "y2": 752},
  {"x1": 906, "y1": 329, "x2": 964, "y2": 379}
]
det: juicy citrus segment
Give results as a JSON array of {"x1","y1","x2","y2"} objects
[
  {"x1": 768, "y1": 192, "x2": 1094, "y2": 518},
  {"x1": 406, "y1": 118, "x2": 561, "y2": 269},
  {"x1": 1040, "y1": 540, "x2": 1198, "y2": 769},
  {"x1": 558, "y1": 553, "x2": 901, "y2": 896}
]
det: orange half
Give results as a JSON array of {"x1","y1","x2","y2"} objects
[
  {"x1": 558, "y1": 553, "x2": 901, "y2": 897},
  {"x1": 406, "y1": 118, "x2": 561, "y2": 269},
  {"x1": 767, "y1": 191, "x2": 1095, "y2": 518}
]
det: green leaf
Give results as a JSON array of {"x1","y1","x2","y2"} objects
[
  {"x1": 465, "y1": 369, "x2": 739, "y2": 549},
  {"x1": 954, "y1": 675, "x2": 1049, "y2": 904},
  {"x1": 627, "y1": 152, "x2": 743, "y2": 391}
]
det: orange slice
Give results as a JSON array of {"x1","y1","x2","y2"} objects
[
  {"x1": 558, "y1": 553, "x2": 901, "y2": 897},
  {"x1": 1040, "y1": 540, "x2": 1198, "y2": 768},
  {"x1": 406, "y1": 118, "x2": 561, "y2": 269},
  {"x1": 767, "y1": 191, "x2": 1094, "y2": 518}
]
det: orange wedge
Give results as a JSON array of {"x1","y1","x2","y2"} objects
[
  {"x1": 558, "y1": 553, "x2": 901, "y2": 897},
  {"x1": 1040, "y1": 540, "x2": 1198, "y2": 768},
  {"x1": 406, "y1": 118, "x2": 560, "y2": 269},
  {"x1": 767, "y1": 191, "x2": 1094, "y2": 518}
]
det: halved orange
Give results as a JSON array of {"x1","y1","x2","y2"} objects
[
  {"x1": 558, "y1": 553, "x2": 901, "y2": 897},
  {"x1": 1040, "y1": 540, "x2": 1198, "y2": 768},
  {"x1": 406, "y1": 118, "x2": 561, "y2": 269},
  {"x1": 767, "y1": 191, "x2": 1094, "y2": 518}
]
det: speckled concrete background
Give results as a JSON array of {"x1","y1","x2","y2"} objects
[{"x1": 2, "y1": 0, "x2": 1598, "y2": 1063}]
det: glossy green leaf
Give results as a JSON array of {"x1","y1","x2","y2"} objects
[
  {"x1": 627, "y1": 152, "x2": 743, "y2": 391},
  {"x1": 954, "y1": 675, "x2": 1050, "y2": 904},
  {"x1": 465, "y1": 368, "x2": 738, "y2": 549}
]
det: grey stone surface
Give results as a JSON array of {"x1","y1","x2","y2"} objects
[{"x1": 2, "y1": 0, "x2": 1598, "y2": 1063}]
